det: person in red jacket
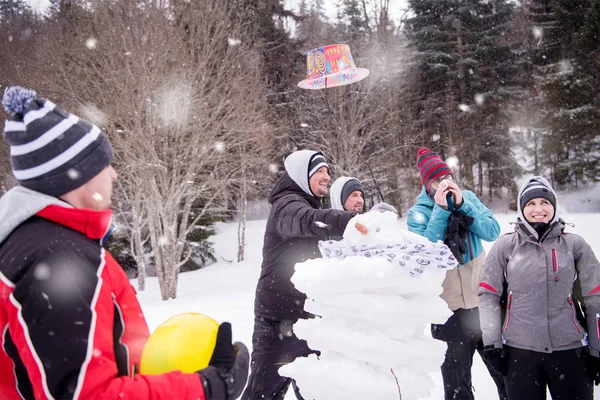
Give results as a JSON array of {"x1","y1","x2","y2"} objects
[{"x1": 0, "y1": 86, "x2": 248, "y2": 400}]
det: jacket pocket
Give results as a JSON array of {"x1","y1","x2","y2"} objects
[
  {"x1": 567, "y1": 295, "x2": 583, "y2": 335},
  {"x1": 503, "y1": 291, "x2": 513, "y2": 333},
  {"x1": 552, "y1": 249, "x2": 559, "y2": 282}
]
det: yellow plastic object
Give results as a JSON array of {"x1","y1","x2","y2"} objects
[{"x1": 139, "y1": 312, "x2": 219, "y2": 375}]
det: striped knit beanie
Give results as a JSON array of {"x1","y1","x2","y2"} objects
[
  {"x1": 519, "y1": 181, "x2": 556, "y2": 212},
  {"x1": 2, "y1": 86, "x2": 113, "y2": 197},
  {"x1": 308, "y1": 153, "x2": 328, "y2": 178},
  {"x1": 416, "y1": 147, "x2": 452, "y2": 191}
]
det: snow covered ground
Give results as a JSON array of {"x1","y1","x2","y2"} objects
[{"x1": 135, "y1": 209, "x2": 600, "y2": 399}]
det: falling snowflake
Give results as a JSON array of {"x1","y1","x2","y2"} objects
[
  {"x1": 474, "y1": 94, "x2": 485, "y2": 106},
  {"x1": 228, "y1": 38, "x2": 242, "y2": 46},
  {"x1": 446, "y1": 156, "x2": 459, "y2": 169},
  {"x1": 93, "y1": 348, "x2": 102, "y2": 357},
  {"x1": 314, "y1": 221, "x2": 327, "y2": 228},
  {"x1": 268, "y1": 164, "x2": 279, "y2": 173},
  {"x1": 158, "y1": 236, "x2": 169, "y2": 246},
  {"x1": 79, "y1": 104, "x2": 108, "y2": 127},
  {"x1": 558, "y1": 60, "x2": 573, "y2": 74},
  {"x1": 458, "y1": 104, "x2": 472, "y2": 112},
  {"x1": 300, "y1": 123, "x2": 310, "y2": 128},
  {"x1": 8, "y1": 35, "x2": 13, "y2": 42},
  {"x1": 431, "y1": 134, "x2": 440, "y2": 142},
  {"x1": 124, "y1": 51, "x2": 132, "y2": 56},
  {"x1": 33, "y1": 263, "x2": 51, "y2": 281},
  {"x1": 92, "y1": 192, "x2": 104, "y2": 202},
  {"x1": 532, "y1": 27, "x2": 543, "y2": 39},
  {"x1": 215, "y1": 142, "x2": 225, "y2": 152},
  {"x1": 67, "y1": 169, "x2": 80, "y2": 180},
  {"x1": 85, "y1": 38, "x2": 97, "y2": 50}
]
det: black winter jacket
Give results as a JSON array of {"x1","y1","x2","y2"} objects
[{"x1": 254, "y1": 173, "x2": 356, "y2": 321}]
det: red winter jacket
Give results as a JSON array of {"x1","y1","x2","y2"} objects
[{"x1": 0, "y1": 198, "x2": 206, "y2": 400}]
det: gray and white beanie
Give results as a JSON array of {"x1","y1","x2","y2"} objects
[
  {"x1": 284, "y1": 150, "x2": 328, "y2": 196},
  {"x1": 517, "y1": 176, "x2": 558, "y2": 224},
  {"x1": 330, "y1": 176, "x2": 363, "y2": 210},
  {"x1": 2, "y1": 86, "x2": 113, "y2": 197}
]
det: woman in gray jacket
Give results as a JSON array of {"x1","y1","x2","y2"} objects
[{"x1": 479, "y1": 176, "x2": 600, "y2": 399}]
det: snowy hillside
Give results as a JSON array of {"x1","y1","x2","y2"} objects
[{"x1": 135, "y1": 211, "x2": 600, "y2": 399}]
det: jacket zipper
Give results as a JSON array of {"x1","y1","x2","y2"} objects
[
  {"x1": 568, "y1": 295, "x2": 582, "y2": 334},
  {"x1": 597, "y1": 313, "x2": 600, "y2": 340},
  {"x1": 552, "y1": 249, "x2": 558, "y2": 282},
  {"x1": 504, "y1": 291, "x2": 513, "y2": 332}
]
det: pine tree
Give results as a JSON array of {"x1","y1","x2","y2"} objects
[
  {"x1": 0, "y1": 0, "x2": 29, "y2": 23},
  {"x1": 528, "y1": 0, "x2": 600, "y2": 186},
  {"x1": 406, "y1": 0, "x2": 525, "y2": 198}
]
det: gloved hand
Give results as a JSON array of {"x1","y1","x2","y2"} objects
[
  {"x1": 588, "y1": 353, "x2": 600, "y2": 385},
  {"x1": 197, "y1": 322, "x2": 249, "y2": 400},
  {"x1": 482, "y1": 345, "x2": 508, "y2": 376},
  {"x1": 371, "y1": 202, "x2": 398, "y2": 214}
]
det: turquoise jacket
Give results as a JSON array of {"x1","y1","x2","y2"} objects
[{"x1": 407, "y1": 187, "x2": 500, "y2": 265}]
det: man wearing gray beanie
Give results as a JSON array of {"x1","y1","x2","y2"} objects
[
  {"x1": 330, "y1": 176, "x2": 365, "y2": 212},
  {"x1": 0, "y1": 86, "x2": 248, "y2": 400}
]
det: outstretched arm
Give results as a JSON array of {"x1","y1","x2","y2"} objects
[{"x1": 273, "y1": 197, "x2": 357, "y2": 238}]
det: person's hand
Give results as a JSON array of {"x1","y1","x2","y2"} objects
[
  {"x1": 197, "y1": 322, "x2": 250, "y2": 399},
  {"x1": 447, "y1": 182, "x2": 463, "y2": 205},
  {"x1": 371, "y1": 202, "x2": 398, "y2": 214},
  {"x1": 433, "y1": 181, "x2": 450, "y2": 208},
  {"x1": 588, "y1": 353, "x2": 600, "y2": 385},
  {"x1": 482, "y1": 345, "x2": 508, "y2": 376}
]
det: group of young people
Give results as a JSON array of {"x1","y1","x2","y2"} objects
[
  {"x1": 1, "y1": 87, "x2": 599, "y2": 400},
  {"x1": 242, "y1": 145, "x2": 600, "y2": 400}
]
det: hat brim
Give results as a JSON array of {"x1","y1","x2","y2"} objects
[{"x1": 297, "y1": 68, "x2": 370, "y2": 90}]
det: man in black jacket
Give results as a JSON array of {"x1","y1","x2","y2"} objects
[{"x1": 241, "y1": 150, "x2": 358, "y2": 400}]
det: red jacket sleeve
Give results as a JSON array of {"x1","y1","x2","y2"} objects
[{"x1": 6, "y1": 246, "x2": 206, "y2": 400}]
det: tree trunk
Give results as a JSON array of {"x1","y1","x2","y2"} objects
[
  {"x1": 237, "y1": 166, "x2": 248, "y2": 262},
  {"x1": 132, "y1": 227, "x2": 146, "y2": 292},
  {"x1": 478, "y1": 157, "x2": 484, "y2": 198}
]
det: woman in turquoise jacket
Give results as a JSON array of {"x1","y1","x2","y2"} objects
[{"x1": 407, "y1": 147, "x2": 506, "y2": 400}]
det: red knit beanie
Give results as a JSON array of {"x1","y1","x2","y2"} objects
[{"x1": 416, "y1": 147, "x2": 452, "y2": 191}]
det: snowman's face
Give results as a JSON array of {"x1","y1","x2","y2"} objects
[{"x1": 344, "y1": 190, "x2": 364, "y2": 212}]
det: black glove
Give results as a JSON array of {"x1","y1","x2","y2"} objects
[
  {"x1": 197, "y1": 322, "x2": 250, "y2": 400},
  {"x1": 482, "y1": 345, "x2": 508, "y2": 376},
  {"x1": 588, "y1": 353, "x2": 600, "y2": 386}
]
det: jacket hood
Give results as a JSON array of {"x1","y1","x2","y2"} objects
[
  {"x1": 284, "y1": 150, "x2": 321, "y2": 197},
  {"x1": 0, "y1": 186, "x2": 72, "y2": 245},
  {"x1": 329, "y1": 176, "x2": 359, "y2": 210},
  {"x1": 268, "y1": 172, "x2": 320, "y2": 208},
  {"x1": 517, "y1": 176, "x2": 559, "y2": 237}
]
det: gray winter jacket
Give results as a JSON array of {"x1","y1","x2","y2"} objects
[{"x1": 479, "y1": 177, "x2": 600, "y2": 356}]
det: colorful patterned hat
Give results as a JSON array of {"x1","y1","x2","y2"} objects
[{"x1": 298, "y1": 44, "x2": 370, "y2": 90}]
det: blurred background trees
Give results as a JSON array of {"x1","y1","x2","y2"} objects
[{"x1": 1, "y1": 0, "x2": 598, "y2": 297}]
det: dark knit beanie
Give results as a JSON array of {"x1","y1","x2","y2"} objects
[
  {"x1": 341, "y1": 178, "x2": 363, "y2": 206},
  {"x1": 519, "y1": 181, "x2": 556, "y2": 213},
  {"x1": 2, "y1": 86, "x2": 113, "y2": 197},
  {"x1": 416, "y1": 147, "x2": 452, "y2": 191},
  {"x1": 308, "y1": 153, "x2": 328, "y2": 178}
]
